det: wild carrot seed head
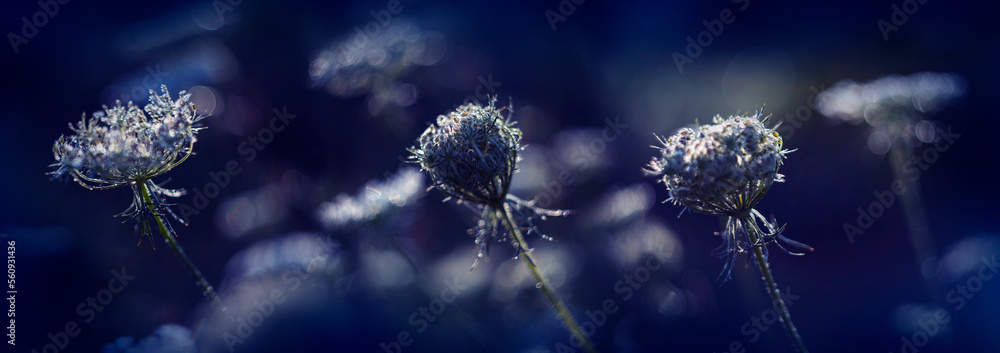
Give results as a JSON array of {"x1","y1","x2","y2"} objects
[
  {"x1": 645, "y1": 111, "x2": 789, "y2": 216},
  {"x1": 409, "y1": 97, "x2": 521, "y2": 206}
]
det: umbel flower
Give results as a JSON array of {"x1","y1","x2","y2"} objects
[
  {"x1": 50, "y1": 85, "x2": 203, "y2": 245},
  {"x1": 645, "y1": 111, "x2": 810, "y2": 353},
  {"x1": 409, "y1": 97, "x2": 596, "y2": 353},
  {"x1": 49, "y1": 85, "x2": 228, "y2": 317},
  {"x1": 409, "y1": 97, "x2": 568, "y2": 264}
]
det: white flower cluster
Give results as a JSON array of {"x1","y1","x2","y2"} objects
[
  {"x1": 645, "y1": 112, "x2": 788, "y2": 216},
  {"x1": 51, "y1": 85, "x2": 202, "y2": 187},
  {"x1": 409, "y1": 97, "x2": 521, "y2": 206},
  {"x1": 817, "y1": 72, "x2": 965, "y2": 124}
]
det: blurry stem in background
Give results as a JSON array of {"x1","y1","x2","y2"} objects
[
  {"x1": 889, "y1": 137, "x2": 936, "y2": 280},
  {"x1": 742, "y1": 214, "x2": 808, "y2": 353},
  {"x1": 139, "y1": 181, "x2": 232, "y2": 320},
  {"x1": 497, "y1": 202, "x2": 598, "y2": 353}
]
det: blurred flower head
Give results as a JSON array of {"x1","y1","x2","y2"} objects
[
  {"x1": 317, "y1": 167, "x2": 424, "y2": 230},
  {"x1": 409, "y1": 97, "x2": 521, "y2": 206},
  {"x1": 817, "y1": 72, "x2": 965, "y2": 125},
  {"x1": 50, "y1": 85, "x2": 202, "y2": 187},
  {"x1": 644, "y1": 112, "x2": 789, "y2": 216}
]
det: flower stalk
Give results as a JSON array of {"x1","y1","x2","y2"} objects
[
  {"x1": 138, "y1": 180, "x2": 230, "y2": 318},
  {"x1": 497, "y1": 202, "x2": 596, "y2": 353},
  {"x1": 741, "y1": 213, "x2": 808, "y2": 353}
]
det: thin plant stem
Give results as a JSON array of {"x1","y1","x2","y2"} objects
[
  {"x1": 497, "y1": 202, "x2": 598, "y2": 353},
  {"x1": 139, "y1": 181, "x2": 232, "y2": 320},
  {"x1": 889, "y1": 140, "x2": 936, "y2": 277},
  {"x1": 743, "y1": 214, "x2": 808, "y2": 353}
]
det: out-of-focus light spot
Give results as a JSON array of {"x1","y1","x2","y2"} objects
[
  {"x1": 222, "y1": 196, "x2": 256, "y2": 236},
  {"x1": 224, "y1": 232, "x2": 340, "y2": 280},
  {"x1": 817, "y1": 72, "x2": 965, "y2": 124},
  {"x1": 915, "y1": 120, "x2": 936, "y2": 143},
  {"x1": 609, "y1": 219, "x2": 683, "y2": 269},
  {"x1": 317, "y1": 167, "x2": 424, "y2": 230},
  {"x1": 940, "y1": 234, "x2": 1000, "y2": 282},
  {"x1": 102, "y1": 324, "x2": 195, "y2": 353},
  {"x1": 392, "y1": 83, "x2": 418, "y2": 107},
  {"x1": 490, "y1": 247, "x2": 578, "y2": 303},
  {"x1": 188, "y1": 85, "x2": 224, "y2": 116},
  {"x1": 309, "y1": 21, "x2": 446, "y2": 98},
  {"x1": 361, "y1": 250, "x2": 414, "y2": 289},
  {"x1": 868, "y1": 130, "x2": 892, "y2": 155},
  {"x1": 583, "y1": 183, "x2": 655, "y2": 228}
]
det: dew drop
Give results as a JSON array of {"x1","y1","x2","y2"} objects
[{"x1": 535, "y1": 282, "x2": 543, "y2": 289}]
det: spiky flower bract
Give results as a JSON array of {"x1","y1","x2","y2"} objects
[
  {"x1": 49, "y1": 84, "x2": 203, "y2": 246},
  {"x1": 646, "y1": 111, "x2": 812, "y2": 353},
  {"x1": 645, "y1": 111, "x2": 810, "y2": 280},
  {"x1": 409, "y1": 97, "x2": 569, "y2": 265}
]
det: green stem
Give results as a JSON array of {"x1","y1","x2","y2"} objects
[
  {"x1": 497, "y1": 203, "x2": 598, "y2": 353},
  {"x1": 744, "y1": 215, "x2": 808, "y2": 353},
  {"x1": 139, "y1": 181, "x2": 231, "y2": 320}
]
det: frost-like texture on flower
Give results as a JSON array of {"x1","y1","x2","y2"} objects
[
  {"x1": 409, "y1": 97, "x2": 569, "y2": 267},
  {"x1": 51, "y1": 85, "x2": 202, "y2": 186},
  {"x1": 49, "y1": 85, "x2": 203, "y2": 246},
  {"x1": 817, "y1": 72, "x2": 965, "y2": 124},
  {"x1": 317, "y1": 167, "x2": 424, "y2": 230},
  {"x1": 646, "y1": 112, "x2": 809, "y2": 281},
  {"x1": 410, "y1": 97, "x2": 521, "y2": 206},
  {"x1": 644, "y1": 112, "x2": 788, "y2": 216}
]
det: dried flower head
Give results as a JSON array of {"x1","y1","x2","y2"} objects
[
  {"x1": 409, "y1": 97, "x2": 521, "y2": 206},
  {"x1": 409, "y1": 97, "x2": 569, "y2": 267},
  {"x1": 51, "y1": 85, "x2": 202, "y2": 186},
  {"x1": 644, "y1": 112, "x2": 788, "y2": 216},
  {"x1": 49, "y1": 85, "x2": 203, "y2": 245},
  {"x1": 645, "y1": 111, "x2": 810, "y2": 281}
]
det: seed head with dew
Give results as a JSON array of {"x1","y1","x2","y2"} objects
[
  {"x1": 645, "y1": 110, "x2": 813, "y2": 353},
  {"x1": 644, "y1": 111, "x2": 812, "y2": 281},
  {"x1": 47, "y1": 85, "x2": 229, "y2": 318},
  {"x1": 49, "y1": 84, "x2": 203, "y2": 246},
  {"x1": 407, "y1": 96, "x2": 596, "y2": 352},
  {"x1": 408, "y1": 97, "x2": 571, "y2": 267}
]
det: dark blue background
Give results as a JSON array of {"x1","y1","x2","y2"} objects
[{"x1": 1, "y1": 0, "x2": 998, "y2": 352}]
